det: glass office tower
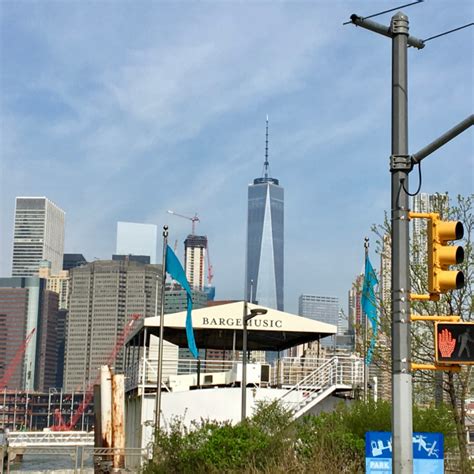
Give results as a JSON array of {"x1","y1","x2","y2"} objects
[
  {"x1": 12, "y1": 197, "x2": 65, "y2": 277},
  {"x1": 245, "y1": 119, "x2": 284, "y2": 310}
]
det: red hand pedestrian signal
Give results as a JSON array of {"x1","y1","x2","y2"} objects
[
  {"x1": 438, "y1": 328, "x2": 456, "y2": 358},
  {"x1": 436, "y1": 322, "x2": 474, "y2": 364}
]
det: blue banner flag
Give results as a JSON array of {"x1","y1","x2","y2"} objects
[
  {"x1": 362, "y1": 255, "x2": 378, "y2": 365},
  {"x1": 165, "y1": 245, "x2": 198, "y2": 358}
]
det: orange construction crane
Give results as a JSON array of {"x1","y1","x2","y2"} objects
[
  {"x1": 167, "y1": 210, "x2": 200, "y2": 235},
  {"x1": 52, "y1": 313, "x2": 141, "y2": 431},
  {"x1": 0, "y1": 328, "x2": 36, "y2": 390}
]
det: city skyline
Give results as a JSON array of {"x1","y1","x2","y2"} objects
[{"x1": 0, "y1": 1, "x2": 472, "y2": 314}]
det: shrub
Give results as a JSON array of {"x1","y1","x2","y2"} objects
[
  {"x1": 144, "y1": 399, "x2": 458, "y2": 473},
  {"x1": 144, "y1": 401, "x2": 294, "y2": 473}
]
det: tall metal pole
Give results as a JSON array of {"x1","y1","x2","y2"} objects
[
  {"x1": 390, "y1": 12, "x2": 413, "y2": 473},
  {"x1": 241, "y1": 300, "x2": 248, "y2": 422},
  {"x1": 154, "y1": 225, "x2": 168, "y2": 437},
  {"x1": 363, "y1": 237, "x2": 369, "y2": 402}
]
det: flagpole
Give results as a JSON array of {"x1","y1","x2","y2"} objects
[
  {"x1": 364, "y1": 237, "x2": 369, "y2": 402},
  {"x1": 154, "y1": 225, "x2": 168, "y2": 442}
]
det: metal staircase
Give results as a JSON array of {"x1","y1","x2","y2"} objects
[{"x1": 278, "y1": 357, "x2": 353, "y2": 419}]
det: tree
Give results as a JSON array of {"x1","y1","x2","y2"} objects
[{"x1": 370, "y1": 193, "x2": 473, "y2": 473}]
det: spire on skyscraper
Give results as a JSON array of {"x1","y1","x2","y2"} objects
[
  {"x1": 255, "y1": 116, "x2": 279, "y2": 186},
  {"x1": 264, "y1": 115, "x2": 269, "y2": 179}
]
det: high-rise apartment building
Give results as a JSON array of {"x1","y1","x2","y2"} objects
[
  {"x1": 184, "y1": 235, "x2": 207, "y2": 290},
  {"x1": 12, "y1": 197, "x2": 65, "y2": 277},
  {"x1": 245, "y1": 119, "x2": 284, "y2": 310},
  {"x1": 63, "y1": 260, "x2": 161, "y2": 391},
  {"x1": 0, "y1": 278, "x2": 59, "y2": 391},
  {"x1": 116, "y1": 222, "x2": 158, "y2": 264},
  {"x1": 38, "y1": 260, "x2": 71, "y2": 310}
]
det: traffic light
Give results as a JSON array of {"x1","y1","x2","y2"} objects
[
  {"x1": 435, "y1": 322, "x2": 474, "y2": 364},
  {"x1": 428, "y1": 213, "x2": 464, "y2": 297}
]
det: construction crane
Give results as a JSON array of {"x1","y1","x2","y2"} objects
[
  {"x1": 52, "y1": 313, "x2": 141, "y2": 431},
  {"x1": 0, "y1": 328, "x2": 36, "y2": 390},
  {"x1": 167, "y1": 210, "x2": 200, "y2": 235},
  {"x1": 206, "y1": 243, "x2": 214, "y2": 286},
  {"x1": 168, "y1": 209, "x2": 215, "y2": 288}
]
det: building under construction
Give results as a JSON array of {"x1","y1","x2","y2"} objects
[{"x1": 0, "y1": 389, "x2": 94, "y2": 431}]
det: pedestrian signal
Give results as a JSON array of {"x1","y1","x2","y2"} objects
[
  {"x1": 428, "y1": 214, "x2": 464, "y2": 298},
  {"x1": 435, "y1": 322, "x2": 474, "y2": 364}
]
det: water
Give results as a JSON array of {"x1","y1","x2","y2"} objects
[{"x1": 7, "y1": 453, "x2": 93, "y2": 473}]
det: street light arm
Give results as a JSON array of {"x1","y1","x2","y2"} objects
[
  {"x1": 411, "y1": 115, "x2": 474, "y2": 164},
  {"x1": 349, "y1": 14, "x2": 425, "y2": 49}
]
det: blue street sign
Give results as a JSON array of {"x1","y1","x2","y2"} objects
[{"x1": 366, "y1": 431, "x2": 444, "y2": 474}]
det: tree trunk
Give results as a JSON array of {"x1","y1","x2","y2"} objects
[{"x1": 447, "y1": 372, "x2": 471, "y2": 473}]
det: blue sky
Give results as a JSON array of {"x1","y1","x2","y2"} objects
[{"x1": 0, "y1": 1, "x2": 472, "y2": 314}]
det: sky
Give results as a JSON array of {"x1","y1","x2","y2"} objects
[{"x1": 0, "y1": 0, "x2": 472, "y2": 315}]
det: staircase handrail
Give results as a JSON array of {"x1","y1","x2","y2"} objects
[{"x1": 279, "y1": 357, "x2": 338, "y2": 401}]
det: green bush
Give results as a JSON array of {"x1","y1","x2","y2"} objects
[
  {"x1": 145, "y1": 401, "x2": 294, "y2": 473},
  {"x1": 144, "y1": 399, "x2": 458, "y2": 473}
]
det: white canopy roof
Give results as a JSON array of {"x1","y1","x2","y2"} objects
[{"x1": 127, "y1": 301, "x2": 337, "y2": 351}]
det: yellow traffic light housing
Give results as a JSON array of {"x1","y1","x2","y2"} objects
[
  {"x1": 410, "y1": 212, "x2": 465, "y2": 301},
  {"x1": 428, "y1": 213, "x2": 464, "y2": 296}
]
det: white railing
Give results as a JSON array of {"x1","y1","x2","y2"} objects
[
  {"x1": 125, "y1": 357, "x2": 238, "y2": 391},
  {"x1": 279, "y1": 357, "x2": 338, "y2": 402},
  {"x1": 277, "y1": 356, "x2": 363, "y2": 417},
  {"x1": 7, "y1": 430, "x2": 94, "y2": 447},
  {"x1": 273, "y1": 356, "x2": 363, "y2": 387},
  {"x1": 125, "y1": 355, "x2": 364, "y2": 393}
]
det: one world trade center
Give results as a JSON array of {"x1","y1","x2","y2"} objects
[{"x1": 245, "y1": 118, "x2": 284, "y2": 311}]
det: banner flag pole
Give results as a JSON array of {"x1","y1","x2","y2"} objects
[{"x1": 154, "y1": 225, "x2": 168, "y2": 441}]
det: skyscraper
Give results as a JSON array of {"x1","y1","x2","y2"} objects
[
  {"x1": 0, "y1": 277, "x2": 59, "y2": 391},
  {"x1": 39, "y1": 260, "x2": 71, "y2": 310},
  {"x1": 298, "y1": 294, "x2": 339, "y2": 347},
  {"x1": 245, "y1": 118, "x2": 284, "y2": 310},
  {"x1": 63, "y1": 260, "x2": 161, "y2": 391},
  {"x1": 12, "y1": 197, "x2": 65, "y2": 277},
  {"x1": 184, "y1": 234, "x2": 207, "y2": 290},
  {"x1": 116, "y1": 222, "x2": 158, "y2": 264}
]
